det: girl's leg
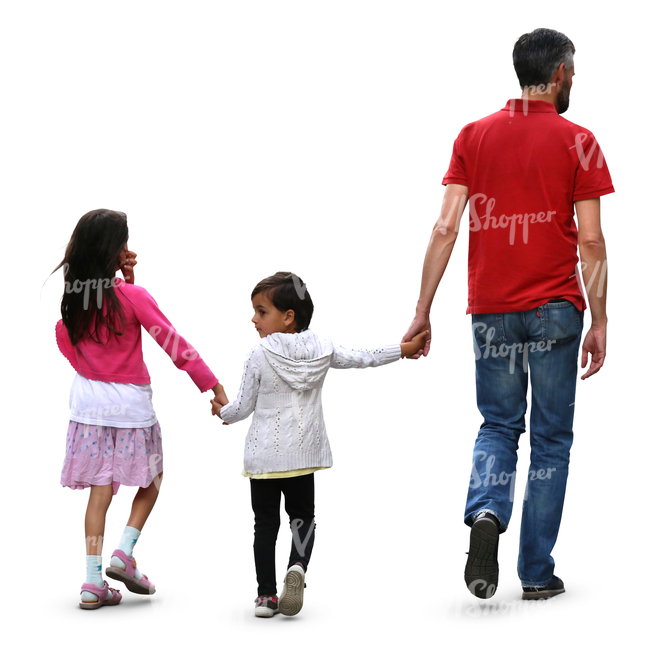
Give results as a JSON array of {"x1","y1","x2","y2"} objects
[
  {"x1": 85, "y1": 484, "x2": 113, "y2": 556},
  {"x1": 250, "y1": 478, "x2": 282, "y2": 597},
  {"x1": 82, "y1": 484, "x2": 113, "y2": 602},
  {"x1": 283, "y1": 474, "x2": 315, "y2": 570},
  {"x1": 127, "y1": 472, "x2": 163, "y2": 531},
  {"x1": 108, "y1": 473, "x2": 163, "y2": 583}
]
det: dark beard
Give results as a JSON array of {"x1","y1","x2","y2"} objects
[{"x1": 557, "y1": 83, "x2": 570, "y2": 114}]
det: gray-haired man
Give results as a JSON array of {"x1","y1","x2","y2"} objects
[{"x1": 403, "y1": 27, "x2": 613, "y2": 600}]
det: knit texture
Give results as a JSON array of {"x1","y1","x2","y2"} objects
[{"x1": 220, "y1": 330, "x2": 402, "y2": 474}]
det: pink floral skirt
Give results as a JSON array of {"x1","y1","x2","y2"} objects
[{"x1": 61, "y1": 420, "x2": 163, "y2": 495}]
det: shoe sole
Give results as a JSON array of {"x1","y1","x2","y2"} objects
[
  {"x1": 522, "y1": 587, "x2": 565, "y2": 600},
  {"x1": 105, "y1": 566, "x2": 156, "y2": 595},
  {"x1": 278, "y1": 568, "x2": 304, "y2": 616},
  {"x1": 464, "y1": 518, "x2": 499, "y2": 599},
  {"x1": 255, "y1": 607, "x2": 279, "y2": 617},
  {"x1": 79, "y1": 599, "x2": 120, "y2": 610}
]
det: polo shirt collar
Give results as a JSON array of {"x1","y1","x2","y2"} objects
[{"x1": 503, "y1": 99, "x2": 558, "y2": 114}]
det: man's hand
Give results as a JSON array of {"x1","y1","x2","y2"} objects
[
  {"x1": 402, "y1": 313, "x2": 432, "y2": 358},
  {"x1": 400, "y1": 330, "x2": 429, "y2": 358},
  {"x1": 581, "y1": 325, "x2": 606, "y2": 379}
]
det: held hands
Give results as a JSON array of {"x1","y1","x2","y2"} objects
[
  {"x1": 400, "y1": 329, "x2": 430, "y2": 359},
  {"x1": 211, "y1": 383, "x2": 230, "y2": 425},
  {"x1": 401, "y1": 312, "x2": 432, "y2": 358}
]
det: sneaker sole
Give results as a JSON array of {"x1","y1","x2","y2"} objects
[
  {"x1": 522, "y1": 587, "x2": 565, "y2": 600},
  {"x1": 105, "y1": 566, "x2": 156, "y2": 595},
  {"x1": 464, "y1": 517, "x2": 499, "y2": 599},
  {"x1": 255, "y1": 607, "x2": 279, "y2": 617},
  {"x1": 278, "y1": 569, "x2": 304, "y2": 616}
]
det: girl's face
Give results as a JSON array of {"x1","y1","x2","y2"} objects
[{"x1": 252, "y1": 293, "x2": 296, "y2": 337}]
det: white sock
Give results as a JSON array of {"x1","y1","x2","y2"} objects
[
  {"x1": 81, "y1": 555, "x2": 111, "y2": 602},
  {"x1": 110, "y1": 525, "x2": 143, "y2": 580}
]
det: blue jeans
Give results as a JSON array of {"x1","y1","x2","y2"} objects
[{"x1": 464, "y1": 300, "x2": 584, "y2": 587}]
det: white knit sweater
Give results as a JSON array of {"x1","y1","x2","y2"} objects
[{"x1": 220, "y1": 329, "x2": 402, "y2": 474}]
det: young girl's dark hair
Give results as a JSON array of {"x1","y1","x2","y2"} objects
[
  {"x1": 251, "y1": 272, "x2": 314, "y2": 332},
  {"x1": 53, "y1": 209, "x2": 129, "y2": 345}
]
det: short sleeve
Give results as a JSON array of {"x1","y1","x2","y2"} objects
[
  {"x1": 572, "y1": 131, "x2": 615, "y2": 202},
  {"x1": 442, "y1": 132, "x2": 468, "y2": 186}
]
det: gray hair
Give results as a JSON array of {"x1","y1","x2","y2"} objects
[{"x1": 513, "y1": 28, "x2": 575, "y2": 88}]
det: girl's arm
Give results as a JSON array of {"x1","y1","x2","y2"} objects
[
  {"x1": 331, "y1": 342, "x2": 402, "y2": 369},
  {"x1": 331, "y1": 331, "x2": 428, "y2": 369},
  {"x1": 125, "y1": 284, "x2": 219, "y2": 393},
  {"x1": 218, "y1": 346, "x2": 261, "y2": 424}
]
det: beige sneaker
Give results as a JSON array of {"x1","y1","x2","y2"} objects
[{"x1": 278, "y1": 564, "x2": 305, "y2": 616}]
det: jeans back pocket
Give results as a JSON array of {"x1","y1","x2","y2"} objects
[
  {"x1": 471, "y1": 313, "x2": 507, "y2": 359},
  {"x1": 540, "y1": 302, "x2": 583, "y2": 345}
]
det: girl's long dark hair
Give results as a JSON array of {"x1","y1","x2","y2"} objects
[{"x1": 52, "y1": 209, "x2": 129, "y2": 345}]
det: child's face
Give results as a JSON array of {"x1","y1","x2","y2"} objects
[{"x1": 252, "y1": 293, "x2": 296, "y2": 337}]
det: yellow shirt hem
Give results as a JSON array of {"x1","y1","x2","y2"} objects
[{"x1": 242, "y1": 467, "x2": 329, "y2": 479}]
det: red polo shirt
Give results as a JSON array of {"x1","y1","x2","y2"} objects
[{"x1": 442, "y1": 99, "x2": 614, "y2": 314}]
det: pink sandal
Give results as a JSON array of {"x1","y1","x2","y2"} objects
[
  {"x1": 79, "y1": 580, "x2": 122, "y2": 609},
  {"x1": 105, "y1": 549, "x2": 156, "y2": 595}
]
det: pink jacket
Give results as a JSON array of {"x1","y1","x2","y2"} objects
[{"x1": 56, "y1": 278, "x2": 218, "y2": 392}]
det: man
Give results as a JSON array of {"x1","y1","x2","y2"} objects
[{"x1": 402, "y1": 28, "x2": 613, "y2": 600}]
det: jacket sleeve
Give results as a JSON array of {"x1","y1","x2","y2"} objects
[
  {"x1": 125, "y1": 284, "x2": 218, "y2": 393},
  {"x1": 330, "y1": 342, "x2": 402, "y2": 369},
  {"x1": 220, "y1": 346, "x2": 261, "y2": 424}
]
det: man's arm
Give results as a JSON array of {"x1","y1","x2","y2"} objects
[
  {"x1": 402, "y1": 183, "x2": 469, "y2": 357},
  {"x1": 575, "y1": 197, "x2": 608, "y2": 379}
]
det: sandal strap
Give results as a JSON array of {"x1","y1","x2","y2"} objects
[{"x1": 80, "y1": 580, "x2": 109, "y2": 597}]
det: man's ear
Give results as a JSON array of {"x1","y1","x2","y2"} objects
[{"x1": 285, "y1": 309, "x2": 296, "y2": 328}]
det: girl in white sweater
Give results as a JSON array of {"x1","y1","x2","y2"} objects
[{"x1": 210, "y1": 272, "x2": 427, "y2": 618}]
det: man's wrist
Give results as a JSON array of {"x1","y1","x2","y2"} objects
[
  {"x1": 415, "y1": 300, "x2": 430, "y2": 316},
  {"x1": 590, "y1": 316, "x2": 608, "y2": 329}
]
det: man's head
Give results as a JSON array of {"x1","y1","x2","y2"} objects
[{"x1": 513, "y1": 28, "x2": 575, "y2": 114}]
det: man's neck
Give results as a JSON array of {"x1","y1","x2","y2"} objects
[{"x1": 520, "y1": 87, "x2": 558, "y2": 111}]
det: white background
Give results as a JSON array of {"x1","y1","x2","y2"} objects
[{"x1": 1, "y1": 1, "x2": 646, "y2": 648}]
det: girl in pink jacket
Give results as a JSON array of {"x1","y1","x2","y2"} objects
[{"x1": 54, "y1": 209, "x2": 226, "y2": 609}]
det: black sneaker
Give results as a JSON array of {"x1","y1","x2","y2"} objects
[
  {"x1": 522, "y1": 575, "x2": 565, "y2": 600},
  {"x1": 464, "y1": 512, "x2": 500, "y2": 599},
  {"x1": 254, "y1": 595, "x2": 279, "y2": 617}
]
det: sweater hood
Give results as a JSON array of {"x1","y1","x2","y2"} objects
[{"x1": 259, "y1": 329, "x2": 333, "y2": 391}]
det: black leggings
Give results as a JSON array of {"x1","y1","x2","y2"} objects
[{"x1": 250, "y1": 473, "x2": 316, "y2": 596}]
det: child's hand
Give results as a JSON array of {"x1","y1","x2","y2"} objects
[
  {"x1": 212, "y1": 382, "x2": 229, "y2": 406},
  {"x1": 118, "y1": 247, "x2": 137, "y2": 284},
  {"x1": 402, "y1": 313, "x2": 431, "y2": 358},
  {"x1": 400, "y1": 330, "x2": 430, "y2": 359},
  {"x1": 210, "y1": 398, "x2": 229, "y2": 425}
]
